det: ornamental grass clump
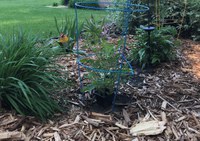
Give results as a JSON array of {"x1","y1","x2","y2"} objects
[{"x1": 0, "y1": 31, "x2": 68, "y2": 120}]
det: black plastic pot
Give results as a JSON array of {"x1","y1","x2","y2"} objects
[{"x1": 95, "y1": 93, "x2": 114, "y2": 107}]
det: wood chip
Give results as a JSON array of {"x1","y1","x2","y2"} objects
[
  {"x1": 123, "y1": 109, "x2": 131, "y2": 125},
  {"x1": 130, "y1": 120, "x2": 166, "y2": 136},
  {"x1": 81, "y1": 115, "x2": 100, "y2": 127},
  {"x1": 54, "y1": 132, "x2": 62, "y2": 141},
  {"x1": 91, "y1": 112, "x2": 112, "y2": 121},
  {"x1": 115, "y1": 122, "x2": 129, "y2": 129},
  {"x1": 0, "y1": 131, "x2": 26, "y2": 140}
]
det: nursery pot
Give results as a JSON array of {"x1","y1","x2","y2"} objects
[{"x1": 94, "y1": 92, "x2": 114, "y2": 107}]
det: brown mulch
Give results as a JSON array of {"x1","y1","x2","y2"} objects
[
  {"x1": 0, "y1": 39, "x2": 200, "y2": 141},
  {"x1": 182, "y1": 40, "x2": 200, "y2": 79}
]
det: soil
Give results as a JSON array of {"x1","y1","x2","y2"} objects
[
  {"x1": 0, "y1": 39, "x2": 200, "y2": 141},
  {"x1": 182, "y1": 40, "x2": 200, "y2": 79}
]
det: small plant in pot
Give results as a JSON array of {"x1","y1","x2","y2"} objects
[
  {"x1": 80, "y1": 15, "x2": 131, "y2": 107},
  {"x1": 82, "y1": 72, "x2": 116, "y2": 107},
  {"x1": 81, "y1": 42, "x2": 120, "y2": 106},
  {"x1": 81, "y1": 42, "x2": 130, "y2": 107}
]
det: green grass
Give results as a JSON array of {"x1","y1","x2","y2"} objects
[{"x1": 0, "y1": 0, "x2": 106, "y2": 37}]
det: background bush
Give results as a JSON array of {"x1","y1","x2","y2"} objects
[
  {"x1": 129, "y1": 26, "x2": 178, "y2": 68},
  {"x1": 111, "y1": 0, "x2": 200, "y2": 40},
  {"x1": 161, "y1": 0, "x2": 200, "y2": 41},
  {"x1": 68, "y1": 0, "x2": 99, "y2": 8},
  {"x1": 61, "y1": 0, "x2": 69, "y2": 5},
  {"x1": 0, "y1": 31, "x2": 68, "y2": 120}
]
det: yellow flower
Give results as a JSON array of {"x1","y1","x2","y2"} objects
[{"x1": 59, "y1": 33, "x2": 69, "y2": 43}]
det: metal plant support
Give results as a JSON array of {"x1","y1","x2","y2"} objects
[
  {"x1": 141, "y1": 0, "x2": 155, "y2": 46},
  {"x1": 74, "y1": 0, "x2": 149, "y2": 110}
]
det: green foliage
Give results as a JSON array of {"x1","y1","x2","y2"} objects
[
  {"x1": 111, "y1": 0, "x2": 200, "y2": 40},
  {"x1": 80, "y1": 15, "x2": 130, "y2": 95},
  {"x1": 129, "y1": 26, "x2": 178, "y2": 68},
  {"x1": 162, "y1": 0, "x2": 200, "y2": 41},
  {"x1": 54, "y1": 16, "x2": 83, "y2": 51},
  {"x1": 81, "y1": 43, "x2": 119, "y2": 95},
  {"x1": 52, "y1": 2, "x2": 58, "y2": 7},
  {"x1": 82, "y1": 72, "x2": 116, "y2": 95},
  {"x1": 106, "y1": 0, "x2": 148, "y2": 35},
  {"x1": 83, "y1": 15, "x2": 105, "y2": 46},
  {"x1": 68, "y1": 0, "x2": 99, "y2": 8},
  {"x1": 0, "y1": 31, "x2": 68, "y2": 120},
  {"x1": 81, "y1": 41, "x2": 130, "y2": 95},
  {"x1": 60, "y1": 0, "x2": 69, "y2": 5}
]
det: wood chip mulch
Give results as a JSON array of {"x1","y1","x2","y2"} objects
[{"x1": 0, "y1": 39, "x2": 200, "y2": 141}]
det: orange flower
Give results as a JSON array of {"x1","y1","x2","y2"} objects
[{"x1": 59, "y1": 33, "x2": 69, "y2": 43}]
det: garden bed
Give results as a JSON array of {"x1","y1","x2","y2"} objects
[{"x1": 0, "y1": 39, "x2": 200, "y2": 141}]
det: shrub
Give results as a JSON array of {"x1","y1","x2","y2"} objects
[
  {"x1": 61, "y1": 0, "x2": 69, "y2": 5},
  {"x1": 0, "y1": 31, "x2": 68, "y2": 120},
  {"x1": 68, "y1": 0, "x2": 99, "y2": 8},
  {"x1": 82, "y1": 15, "x2": 105, "y2": 46},
  {"x1": 81, "y1": 41, "x2": 130, "y2": 95},
  {"x1": 52, "y1": 2, "x2": 58, "y2": 7},
  {"x1": 129, "y1": 26, "x2": 178, "y2": 68},
  {"x1": 110, "y1": 0, "x2": 200, "y2": 41},
  {"x1": 162, "y1": 0, "x2": 200, "y2": 41},
  {"x1": 106, "y1": 0, "x2": 148, "y2": 35}
]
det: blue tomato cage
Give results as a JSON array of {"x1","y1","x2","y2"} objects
[{"x1": 74, "y1": 1, "x2": 149, "y2": 110}]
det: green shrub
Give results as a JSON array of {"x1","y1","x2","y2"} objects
[
  {"x1": 53, "y1": 2, "x2": 58, "y2": 7},
  {"x1": 106, "y1": 0, "x2": 149, "y2": 35},
  {"x1": 61, "y1": 0, "x2": 69, "y2": 5},
  {"x1": 0, "y1": 31, "x2": 68, "y2": 120},
  {"x1": 129, "y1": 26, "x2": 178, "y2": 68},
  {"x1": 83, "y1": 15, "x2": 105, "y2": 46},
  {"x1": 68, "y1": 0, "x2": 99, "y2": 8},
  {"x1": 111, "y1": 0, "x2": 200, "y2": 40},
  {"x1": 81, "y1": 42, "x2": 123, "y2": 95},
  {"x1": 162, "y1": 0, "x2": 200, "y2": 41}
]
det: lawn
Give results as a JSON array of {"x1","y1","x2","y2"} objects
[{"x1": 0, "y1": 0, "x2": 106, "y2": 37}]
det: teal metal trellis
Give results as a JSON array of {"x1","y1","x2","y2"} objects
[{"x1": 74, "y1": 0, "x2": 149, "y2": 110}]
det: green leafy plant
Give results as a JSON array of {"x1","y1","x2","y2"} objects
[
  {"x1": 81, "y1": 41, "x2": 130, "y2": 97},
  {"x1": 81, "y1": 43, "x2": 119, "y2": 95},
  {"x1": 0, "y1": 31, "x2": 68, "y2": 120},
  {"x1": 52, "y1": 2, "x2": 58, "y2": 7},
  {"x1": 110, "y1": 0, "x2": 200, "y2": 41},
  {"x1": 82, "y1": 49, "x2": 117, "y2": 96},
  {"x1": 106, "y1": 0, "x2": 148, "y2": 35},
  {"x1": 159, "y1": 0, "x2": 200, "y2": 41},
  {"x1": 129, "y1": 26, "x2": 178, "y2": 68},
  {"x1": 83, "y1": 15, "x2": 105, "y2": 46},
  {"x1": 83, "y1": 72, "x2": 116, "y2": 96},
  {"x1": 60, "y1": 0, "x2": 69, "y2": 5}
]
